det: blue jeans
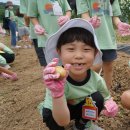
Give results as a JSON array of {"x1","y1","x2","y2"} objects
[{"x1": 9, "y1": 21, "x2": 17, "y2": 46}]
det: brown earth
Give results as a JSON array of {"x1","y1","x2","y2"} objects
[{"x1": 0, "y1": 35, "x2": 130, "y2": 130}]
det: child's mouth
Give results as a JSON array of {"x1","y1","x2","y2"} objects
[{"x1": 72, "y1": 63, "x2": 85, "y2": 70}]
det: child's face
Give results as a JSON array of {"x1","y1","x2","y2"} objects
[{"x1": 58, "y1": 41, "x2": 97, "y2": 80}]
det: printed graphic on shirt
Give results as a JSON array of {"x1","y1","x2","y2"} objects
[
  {"x1": 44, "y1": 3, "x2": 53, "y2": 14},
  {"x1": 43, "y1": 0, "x2": 63, "y2": 15},
  {"x1": 91, "y1": 0, "x2": 112, "y2": 16}
]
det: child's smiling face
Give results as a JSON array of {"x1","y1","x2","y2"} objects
[{"x1": 57, "y1": 40, "x2": 97, "y2": 80}]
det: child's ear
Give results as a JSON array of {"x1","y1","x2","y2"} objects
[
  {"x1": 94, "y1": 49, "x2": 98, "y2": 57},
  {"x1": 57, "y1": 49, "x2": 61, "y2": 56}
]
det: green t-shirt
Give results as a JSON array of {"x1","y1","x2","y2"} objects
[
  {"x1": 20, "y1": 0, "x2": 28, "y2": 14},
  {"x1": 5, "y1": 9, "x2": 16, "y2": 21},
  {"x1": 38, "y1": 70, "x2": 111, "y2": 115},
  {"x1": 76, "y1": 0, "x2": 121, "y2": 50},
  {"x1": 28, "y1": 0, "x2": 71, "y2": 47},
  {"x1": 15, "y1": 17, "x2": 25, "y2": 27},
  {"x1": 20, "y1": 0, "x2": 37, "y2": 39},
  {"x1": 0, "y1": 43, "x2": 14, "y2": 66}
]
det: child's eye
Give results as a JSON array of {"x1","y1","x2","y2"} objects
[
  {"x1": 84, "y1": 48, "x2": 90, "y2": 51},
  {"x1": 67, "y1": 48, "x2": 74, "y2": 50}
]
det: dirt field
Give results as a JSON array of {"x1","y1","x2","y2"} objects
[{"x1": 0, "y1": 35, "x2": 130, "y2": 130}]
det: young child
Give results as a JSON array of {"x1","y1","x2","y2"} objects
[
  {"x1": 39, "y1": 18, "x2": 118, "y2": 130},
  {"x1": 0, "y1": 42, "x2": 15, "y2": 68},
  {"x1": 15, "y1": 8, "x2": 31, "y2": 45},
  {"x1": 75, "y1": 0, "x2": 130, "y2": 88},
  {"x1": 20, "y1": 0, "x2": 47, "y2": 67},
  {"x1": 5, "y1": 1, "x2": 21, "y2": 48},
  {"x1": 28, "y1": 0, "x2": 71, "y2": 69}
]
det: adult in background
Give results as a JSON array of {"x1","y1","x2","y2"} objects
[{"x1": 5, "y1": 1, "x2": 21, "y2": 48}]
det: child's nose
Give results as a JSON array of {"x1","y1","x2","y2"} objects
[{"x1": 74, "y1": 51, "x2": 83, "y2": 59}]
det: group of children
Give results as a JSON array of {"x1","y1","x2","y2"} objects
[
  {"x1": 4, "y1": 1, "x2": 32, "y2": 48},
  {"x1": 0, "y1": 26, "x2": 18, "y2": 81},
  {"x1": 2, "y1": 0, "x2": 130, "y2": 130}
]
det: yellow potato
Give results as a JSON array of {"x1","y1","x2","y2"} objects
[{"x1": 55, "y1": 66, "x2": 67, "y2": 80}]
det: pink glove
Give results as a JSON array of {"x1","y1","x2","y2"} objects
[
  {"x1": 43, "y1": 58, "x2": 71, "y2": 98},
  {"x1": 88, "y1": 16, "x2": 101, "y2": 28},
  {"x1": 1, "y1": 72, "x2": 18, "y2": 81},
  {"x1": 58, "y1": 16, "x2": 70, "y2": 26},
  {"x1": 10, "y1": 73, "x2": 18, "y2": 81},
  {"x1": 117, "y1": 22, "x2": 130, "y2": 36},
  {"x1": 102, "y1": 98, "x2": 118, "y2": 117},
  {"x1": 34, "y1": 24, "x2": 45, "y2": 35},
  {"x1": 0, "y1": 25, "x2": 5, "y2": 34}
]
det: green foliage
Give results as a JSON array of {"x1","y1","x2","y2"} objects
[{"x1": 119, "y1": 0, "x2": 130, "y2": 23}]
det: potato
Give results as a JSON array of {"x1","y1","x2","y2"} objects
[
  {"x1": 55, "y1": 66, "x2": 67, "y2": 80},
  {"x1": 121, "y1": 90, "x2": 130, "y2": 110}
]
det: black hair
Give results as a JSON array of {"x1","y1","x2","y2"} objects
[
  {"x1": 110, "y1": 0, "x2": 115, "y2": 4},
  {"x1": 57, "y1": 27, "x2": 96, "y2": 50},
  {"x1": 15, "y1": 8, "x2": 24, "y2": 17}
]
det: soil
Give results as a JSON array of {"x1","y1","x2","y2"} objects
[{"x1": 0, "y1": 35, "x2": 130, "y2": 130}]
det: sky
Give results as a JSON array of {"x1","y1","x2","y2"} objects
[{"x1": 0, "y1": 0, "x2": 20, "y2": 5}]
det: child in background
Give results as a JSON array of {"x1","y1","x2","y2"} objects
[
  {"x1": 0, "y1": 42, "x2": 15, "y2": 69},
  {"x1": 39, "y1": 19, "x2": 118, "y2": 130},
  {"x1": 20, "y1": 0, "x2": 47, "y2": 68},
  {"x1": 5, "y1": 1, "x2": 21, "y2": 49},
  {"x1": 15, "y1": 8, "x2": 30, "y2": 42},
  {"x1": 28, "y1": 0, "x2": 71, "y2": 69},
  {"x1": 15, "y1": 8, "x2": 32, "y2": 48},
  {"x1": 76, "y1": 0, "x2": 130, "y2": 89}
]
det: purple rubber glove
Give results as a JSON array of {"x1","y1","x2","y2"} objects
[
  {"x1": 34, "y1": 24, "x2": 45, "y2": 35},
  {"x1": 103, "y1": 98, "x2": 118, "y2": 117},
  {"x1": 88, "y1": 16, "x2": 101, "y2": 28},
  {"x1": 43, "y1": 58, "x2": 71, "y2": 98},
  {"x1": 117, "y1": 22, "x2": 130, "y2": 36},
  {"x1": 58, "y1": 16, "x2": 70, "y2": 26}
]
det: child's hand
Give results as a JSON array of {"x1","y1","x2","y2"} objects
[
  {"x1": 88, "y1": 16, "x2": 101, "y2": 28},
  {"x1": 58, "y1": 16, "x2": 70, "y2": 26},
  {"x1": 43, "y1": 58, "x2": 71, "y2": 98},
  {"x1": 10, "y1": 73, "x2": 18, "y2": 81},
  {"x1": 117, "y1": 22, "x2": 130, "y2": 36},
  {"x1": 1, "y1": 72, "x2": 18, "y2": 81},
  {"x1": 102, "y1": 98, "x2": 118, "y2": 117},
  {"x1": 34, "y1": 24, "x2": 45, "y2": 35}
]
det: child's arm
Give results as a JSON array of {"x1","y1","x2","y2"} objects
[
  {"x1": 112, "y1": 16, "x2": 130, "y2": 36},
  {"x1": 31, "y1": 17, "x2": 45, "y2": 35},
  {"x1": 43, "y1": 58, "x2": 71, "y2": 126},
  {"x1": 0, "y1": 66, "x2": 18, "y2": 80},
  {"x1": 0, "y1": 66, "x2": 15, "y2": 75},
  {"x1": 81, "y1": 12, "x2": 91, "y2": 20},
  {"x1": 58, "y1": 11, "x2": 71, "y2": 26},
  {"x1": 24, "y1": 15, "x2": 30, "y2": 27},
  {"x1": 81, "y1": 12, "x2": 101, "y2": 28}
]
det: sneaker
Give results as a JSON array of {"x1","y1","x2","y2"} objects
[{"x1": 11, "y1": 45, "x2": 21, "y2": 49}]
